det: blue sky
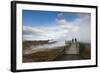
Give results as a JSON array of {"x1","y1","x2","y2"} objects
[
  {"x1": 22, "y1": 10, "x2": 78, "y2": 27},
  {"x1": 22, "y1": 10, "x2": 91, "y2": 42}
]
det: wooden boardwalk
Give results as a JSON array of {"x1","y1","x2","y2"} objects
[
  {"x1": 55, "y1": 42, "x2": 81, "y2": 61},
  {"x1": 65, "y1": 42, "x2": 79, "y2": 54}
]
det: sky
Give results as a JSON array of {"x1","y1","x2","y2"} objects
[{"x1": 22, "y1": 10, "x2": 91, "y2": 43}]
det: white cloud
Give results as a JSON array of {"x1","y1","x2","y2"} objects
[
  {"x1": 23, "y1": 26, "x2": 47, "y2": 35},
  {"x1": 23, "y1": 26, "x2": 69, "y2": 41},
  {"x1": 23, "y1": 13, "x2": 91, "y2": 43},
  {"x1": 57, "y1": 13, "x2": 64, "y2": 20},
  {"x1": 57, "y1": 19, "x2": 80, "y2": 32},
  {"x1": 56, "y1": 13, "x2": 91, "y2": 42}
]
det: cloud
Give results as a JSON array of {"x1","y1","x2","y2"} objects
[
  {"x1": 67, "y1": 13, "x2": 91, "y2": 42},
  {"x1": 23, "y1": 13, "x2": 91, "y2": 43},
  {"x1": 56, "y1": 13, "x2": 80, "y2": 32},
  {"x1": 23, "y1": 26, "x2": 47, "y2": 35},
  {"x1": 56, "y1": 13, "x2": 91, "y2": 42},
  {"x1": 23, "y1": 26, "x2": 69, "y2": 41},
  {"x1": 57, "y1": 19, "x2": 80, "y2": 32},
  {"x1": 57, "y1": 13, "x2": 64, "y2": 20}
]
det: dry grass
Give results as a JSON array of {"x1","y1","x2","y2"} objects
[
  {"x1": 79, "y1": 42, "x2": 91, "y2": 59},
  {"x1": 23, "y1": 41, "x2": 66, "y2": 63}
]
